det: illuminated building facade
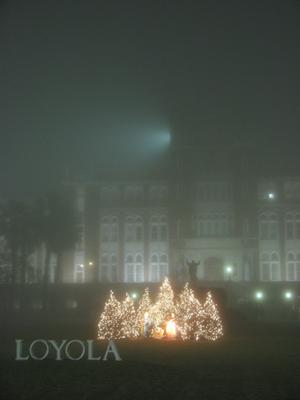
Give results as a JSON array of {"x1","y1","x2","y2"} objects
[
  {"x1": 61, "y1": 175, "x2": 300, "y2": 284},
  {"x1": 3, "y1": 143, "x2": 300, "y2": 287}
]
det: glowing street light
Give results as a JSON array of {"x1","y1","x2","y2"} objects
[
  {"x1": 88, "y1": 261, "x2": 94, "y2": 267},
  {"x1": 268, "y1": 192, "x2": 275, "y2": 200},
  {"x1": 255, "y1": 291, "x2": 264, "y2": 300},
  {"x1": 131, "y1": 292, "x2": 138, "y2": 300},
  {"x1": 225, "y1": 265, "x2": 233, "y2": 281},
  {"x1": 284, "y1": 291, "x2": 293, "y2": 300},
  {"x1": 225, "y1": 266, "x2": 233, "y2": 274}
]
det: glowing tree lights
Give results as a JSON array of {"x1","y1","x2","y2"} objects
[
  {"x1": 97, "y1": 280, "x2": 223, "y2": 341},
  {"x1": 97, "y1": 291, "x2": 123, "y2": 340},
  {"x1": 202, "y1": 291, "x2": 223, "y2": 341},
  {"x1": 136, "y1": 288, "x2": 152, "y2": 334},
  {"x1": 151, "y1": 277, "x2": 175, "y2": 328},
  {"x1": 120, "y1": 293, "x2": 140, "y2": 338},
  {"x1": 175, "y1": 283, "x2": 204, "y2": 341}
]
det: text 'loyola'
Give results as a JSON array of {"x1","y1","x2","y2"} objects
[{"x1": 15, "y1": 339, "x2": 122, "y2": 361}]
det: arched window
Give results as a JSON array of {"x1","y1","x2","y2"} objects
[
  {"x1": 150, "y1": 254, "x2": 159, "y2": 282},
  {"x1": 285, "y1": 213, "x2": 294, "y2": 239},
  {"x1": 287, "y1": 252, "x2": 296, "y2": 281},
  {"x1": 260, "y1": 252, "x2": 280, "y2": 281},
  {"x1": 150, "y1": 254, "x2": 168, "y2": 282},
  {"x1": 196, "y1": 213, "x2": 233, "y2": 238},
  {"x1": 259, "y1": 213, "x2": 278, "y2": 240},
  {"x1": 159, "y1": 254, "x2": 168, "y2": 279},
  {"x1": 101, "y1": 253, "x2": 118, "y2": 282},
  {"x1": 261, "y1": 253, "x2": 270, "y2": 281},
  {"x1": 125, "y1": 216, "x2": 144, "y2": 241},
  {"x1": 150, "y1": 215, "x2": 168, "y2": 241},
  {"x1": 160, "y1": 216, "x2": 168, "y2": 240},
  {"x1": 135, "y1": 254, "x2": 144, "y2": 282},
  {"x1": 285, "y1": 212, "x2": 300, "y2": 240},
  {"x1": 125, "y1": 254, "x2": 134, "y2": 282},
  {"x1": 101, "y1": 254, "x2": 109, "y2": 281},
  {"x1": 136, "y1": 217, "x2": 144, "y2": 241},
  {"x1": 125, "y1": 254, "x2": 144, "y2": 282},
  {"x1": 270, "y1": 252, "x2": 280, "y2": 280},
  {"x1": 100, "y1": 216, "x2": 119, "y2": 242}
]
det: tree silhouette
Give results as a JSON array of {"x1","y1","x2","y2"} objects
[
  {"x1": 35, "y1": 193, "x2": 78, "y2": 309},
  {"x1": 0, "y1": 200, "x2": 40, "y2": 308}
]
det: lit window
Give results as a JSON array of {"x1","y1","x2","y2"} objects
[
  {"x1": 125, "y1": 254, "x2": 144, "y2": 282},
  {"x1": 260, "y1": 252, "x2": 280, "y2": 281},
  {"x1": 259, "y1": 214, "x2": 278, "y2": 240},
  {"x1": 287, "y1": 252, "x2": 296, "y2": 281},
  {"x1": 101, "y1": 253, "x2": 118, "y2": 282},
  {"x1": 74, "y1": 264, "x2": 85, "y2": 283},
  {"x1": 100, "y1": 216, "x2": 119, "y2": 242},
  {"x1": 150, "y1": 254, "x2": 159, "y2": 282},
  {"x1": 150, "y1": 216, "x2": 168, "y2": 242},
  {"x1": 125, "y1": 216, "x2": 144, "y2": 241},
  {"x1": 150, "y1": 254, "x2": 168, "y2": 282}
]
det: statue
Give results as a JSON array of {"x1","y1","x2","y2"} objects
[{"x1": 186, "y1": 259, "x2": 200, "y2": 283}]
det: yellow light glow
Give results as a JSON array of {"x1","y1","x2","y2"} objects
[{"x1": 166, "y1": 319, "x2": 176, "y2": 338}]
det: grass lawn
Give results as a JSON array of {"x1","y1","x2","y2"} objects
[{"x1": 1, "y1": 333, "x2": 300, "y2": 400}]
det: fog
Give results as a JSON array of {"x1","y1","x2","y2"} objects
[{"x1": 1, "y1": 0, "x2": 300, "y2": 196}]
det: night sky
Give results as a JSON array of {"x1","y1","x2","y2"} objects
[{"x1": 1, "y1": 0, "x2": 299, "y2": 197}]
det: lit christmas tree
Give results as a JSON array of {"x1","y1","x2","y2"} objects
[
  {"x1": 136, "y1": 288, "x2": 152, "y2": 334},
  {"x1": 201, "y1": 291, "x2": 223, "y2": 341},
  {"x1": 98, "y1": 290, "x2": 123, "y2": 339},
  {"x1": 151, "y1": 277, "x2": 175, "y2": 328},
  {"x1": 97, "y1": 282, "x2": 224, "y2": 341},
  {"x1": 120, "y1": 293, "x2": 140, "y2": 338},
  {"x1": 175, "y1": 283, "x2": 204, "y2": 341}
]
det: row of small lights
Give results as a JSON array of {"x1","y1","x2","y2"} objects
[
  {"x1": 254, "y1": 290, "x2": 294, "y2": 301},
  {"x1": 79, "y1": 261, "x2": 94, "y2": 268},
  {"x1": 226, "y1": 265, "x2": 295, "y2": 301},
  {"x1": 129, "y1": 290, "x2": 295, "y2": 302},
  {"x1": 80, "y1": 263, "x2": 295, "y2": 302}
]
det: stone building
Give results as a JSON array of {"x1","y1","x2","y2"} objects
[{"x1": 56, "y1": 174, "x2": 300, "y2": 285}]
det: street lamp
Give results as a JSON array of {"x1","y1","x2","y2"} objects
[
  {"x1": 284, "y1": 291, "x2": 293, "y2": 300},
  {"x1": 268, "y1": 192, "x2": 275, "y2": 200},
  {"x1": 131, "y1": 292, "x2": 138, "y2": 300},
  {"x1": 225, "y1": 265, "x2": 233, "y2": 280},
  {"x1": 255, "y1": 291, "x2": 264, "y2": 300}
]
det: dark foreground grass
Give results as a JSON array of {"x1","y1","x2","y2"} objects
[{"x1": 1, "y1": 336, "x2": 300, "y2": 400}]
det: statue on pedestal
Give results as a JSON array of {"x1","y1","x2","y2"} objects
[{"x1": 186, "y1": 259, "x2": 200, "y2": 283}]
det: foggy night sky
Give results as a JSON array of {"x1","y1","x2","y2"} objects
[{"x1": 0, "y1": 0, "x2": 300, "y2": 197}]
